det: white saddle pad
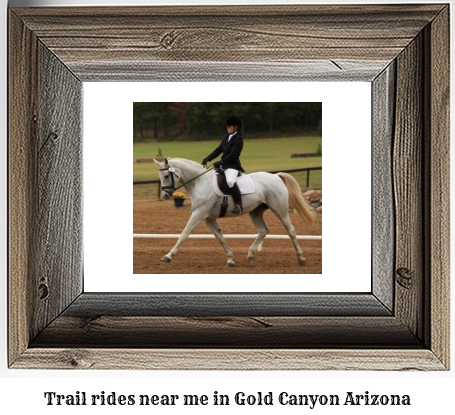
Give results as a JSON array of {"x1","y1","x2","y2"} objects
[{"x1": 212, "y1": 170, "x2": 255, "y2": 197}]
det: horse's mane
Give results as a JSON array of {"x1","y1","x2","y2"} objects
[{"x1": 168, "y1": 158, "x2": 205, "y2": 170}]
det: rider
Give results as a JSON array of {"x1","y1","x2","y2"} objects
[{"x1": 202, "y1": 116, "x2": 245, "y2": 214}]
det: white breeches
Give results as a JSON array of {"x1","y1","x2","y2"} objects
[{"x1": 225, "y1": 168, "x2": 238, "y2": 188}]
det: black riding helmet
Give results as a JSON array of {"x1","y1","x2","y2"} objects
[{"x1": 226, "y1": 116, "x2": 241, "y2": 130}]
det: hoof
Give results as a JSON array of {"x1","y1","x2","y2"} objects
[
  {"x1": 226, "y1": 261, "x2": 235, "y2": 268},
  {"x1": 161, "y1": 256, "x2": 172, "y2": 263},
  {"x1": 298, "y1": 257, "x2": 306, "y2": 265},
  {"x1": 247, "y1": 256, "x2": 255, "y2": 263}
]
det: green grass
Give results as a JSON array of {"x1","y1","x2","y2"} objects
[
  {"x1": 134, "y1": 136, "x2": 322, "y2": 182},
  {"x1": 133, "y1": 136, "x2": 322, "y2": 201}
]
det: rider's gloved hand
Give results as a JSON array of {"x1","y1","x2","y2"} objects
[
  {"x1": 213, "y1": 161, "x2": 222, "y2": 168},
  {"x1": 202, "y1": 157, "x2": 208, "y2": 166}
]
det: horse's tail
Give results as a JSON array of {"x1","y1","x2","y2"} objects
[{"x1": 276, "y1": 172, "x2": 315, "y2": 223}]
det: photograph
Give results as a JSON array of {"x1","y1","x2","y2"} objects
[{"x1": 133, "y1": 102, "x2": 323, "y2": 275}]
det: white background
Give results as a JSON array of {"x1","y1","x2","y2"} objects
[
  {"x1": 1, "y1": 0, "x2": 454, "y2": 414},
  {"x1": 84, "y1": 82, "x2": 371, "y2": 292}
]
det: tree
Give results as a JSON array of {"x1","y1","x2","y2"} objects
[{"x1": 133, "y1": 102, "x2": 322, "y2": 141}]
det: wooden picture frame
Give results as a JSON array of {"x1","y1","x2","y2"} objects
[{"x1": 8, "y1": 4, "x2": 449, "y2": 370}]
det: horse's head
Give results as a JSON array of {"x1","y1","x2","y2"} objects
[{"x1": 154, "y1": 158, "x2": 178, "y2": 200}]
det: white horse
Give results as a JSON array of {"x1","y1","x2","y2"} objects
[{"x1": 154, "y1": 158, "x2": 315, "y2": 267}]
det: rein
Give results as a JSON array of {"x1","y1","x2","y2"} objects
[{"x1": 159, "y1": 165, "x2": 214, "y2": 195}]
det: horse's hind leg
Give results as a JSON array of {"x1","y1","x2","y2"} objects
[
  {"x1": 247, "y1": 204, "x2": 269, "y2": 263},
  {"x1": 205, "y1": 218, "x2": 235, "y2": 267},
  {"x1": 271, "y1": 205, "x2": 306, "y2": 265}
]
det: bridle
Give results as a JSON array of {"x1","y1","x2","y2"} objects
[
  {"x1": 159, "y1": 166, "x2": 180, "y2": 197},
  {"x1": 159, "y1": 165, "x2": 214, "y2": 197}
]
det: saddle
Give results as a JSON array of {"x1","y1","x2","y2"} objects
[
  {"x1": 215, "y1": 168, "x2": 241, "y2": 195},
  {"x1": 212, "y1": 169, "x2": 255, "y2": 197},
  {"x1": 212, "y1": 169, "x2": 255, "y2": 217}
]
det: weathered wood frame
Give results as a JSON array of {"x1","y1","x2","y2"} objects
[{"x1": 8, "y1": 5, "x2": 449, "y2": 370}]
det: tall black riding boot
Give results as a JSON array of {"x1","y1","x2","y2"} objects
[{"x1": 230, "y1": 183, "x2": 243, "y2": 214}]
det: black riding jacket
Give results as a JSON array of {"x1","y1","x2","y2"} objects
[{"x1": 206, "y1": 132, "x2": 245, "y2": 172}]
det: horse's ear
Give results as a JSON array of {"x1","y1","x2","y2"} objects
[
  {"x1": 164, "y1": 158, "x2": 169, "y2": 165},
  {"x1": 153, "y1": 159, "x2": 161, "y2": 167}
]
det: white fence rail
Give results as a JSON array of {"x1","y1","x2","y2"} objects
[{"x1": 133, "y1": 234, "x2": 322, "y2": 240}]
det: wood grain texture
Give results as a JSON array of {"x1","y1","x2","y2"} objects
[
  {"x1": 426, "y1": 6, "x2": 450, "y2": 369},
  {"x1": 13, "y1": 349, "x2": 445, "y2": 371},
  {"x1": 11, "y1": 5, "x2": 445, "y2": 81},
  {"x1": 8, "y1": 4, "x2": 450, "y2": 370},
  {"x1": 70, "y1": 60, "x2": 389, "y2": 82},
  {"x1": 32, "y1": 42, "x2": 83, "y2": 338},
  {"x1": 31, "y1": 316, "x2": 421, "y2": 348},
  {"x1": 9, "y1": 11, "x2": 84, "y2": 365},
  {"x1": 372, "y1": 63, "x2": 395, "y2": 312},
  {"x1": 393, "y1": 34, "x2": 424, "y2": 340},
  {"x1": 8, "y1": 11, "x2": 38, "y2": 366},
  {"x1": 60, "y1": 293, "x2": 392, "y2": 317}
]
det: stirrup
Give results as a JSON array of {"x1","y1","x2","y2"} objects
[{"x1": 231, "y1": 204, "x2": 242, "y2": 214}]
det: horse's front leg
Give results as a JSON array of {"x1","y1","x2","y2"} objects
[
  {"x1": 205, "y1": 218, "x2": 235, "y2": 267},
  {"x1": 161, "y1": 212, "x2": 204, "y2": 263}
]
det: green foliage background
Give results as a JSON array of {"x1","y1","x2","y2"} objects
[{"x1": 134, "y1": 102, "x2": 322, "y2": 142}]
